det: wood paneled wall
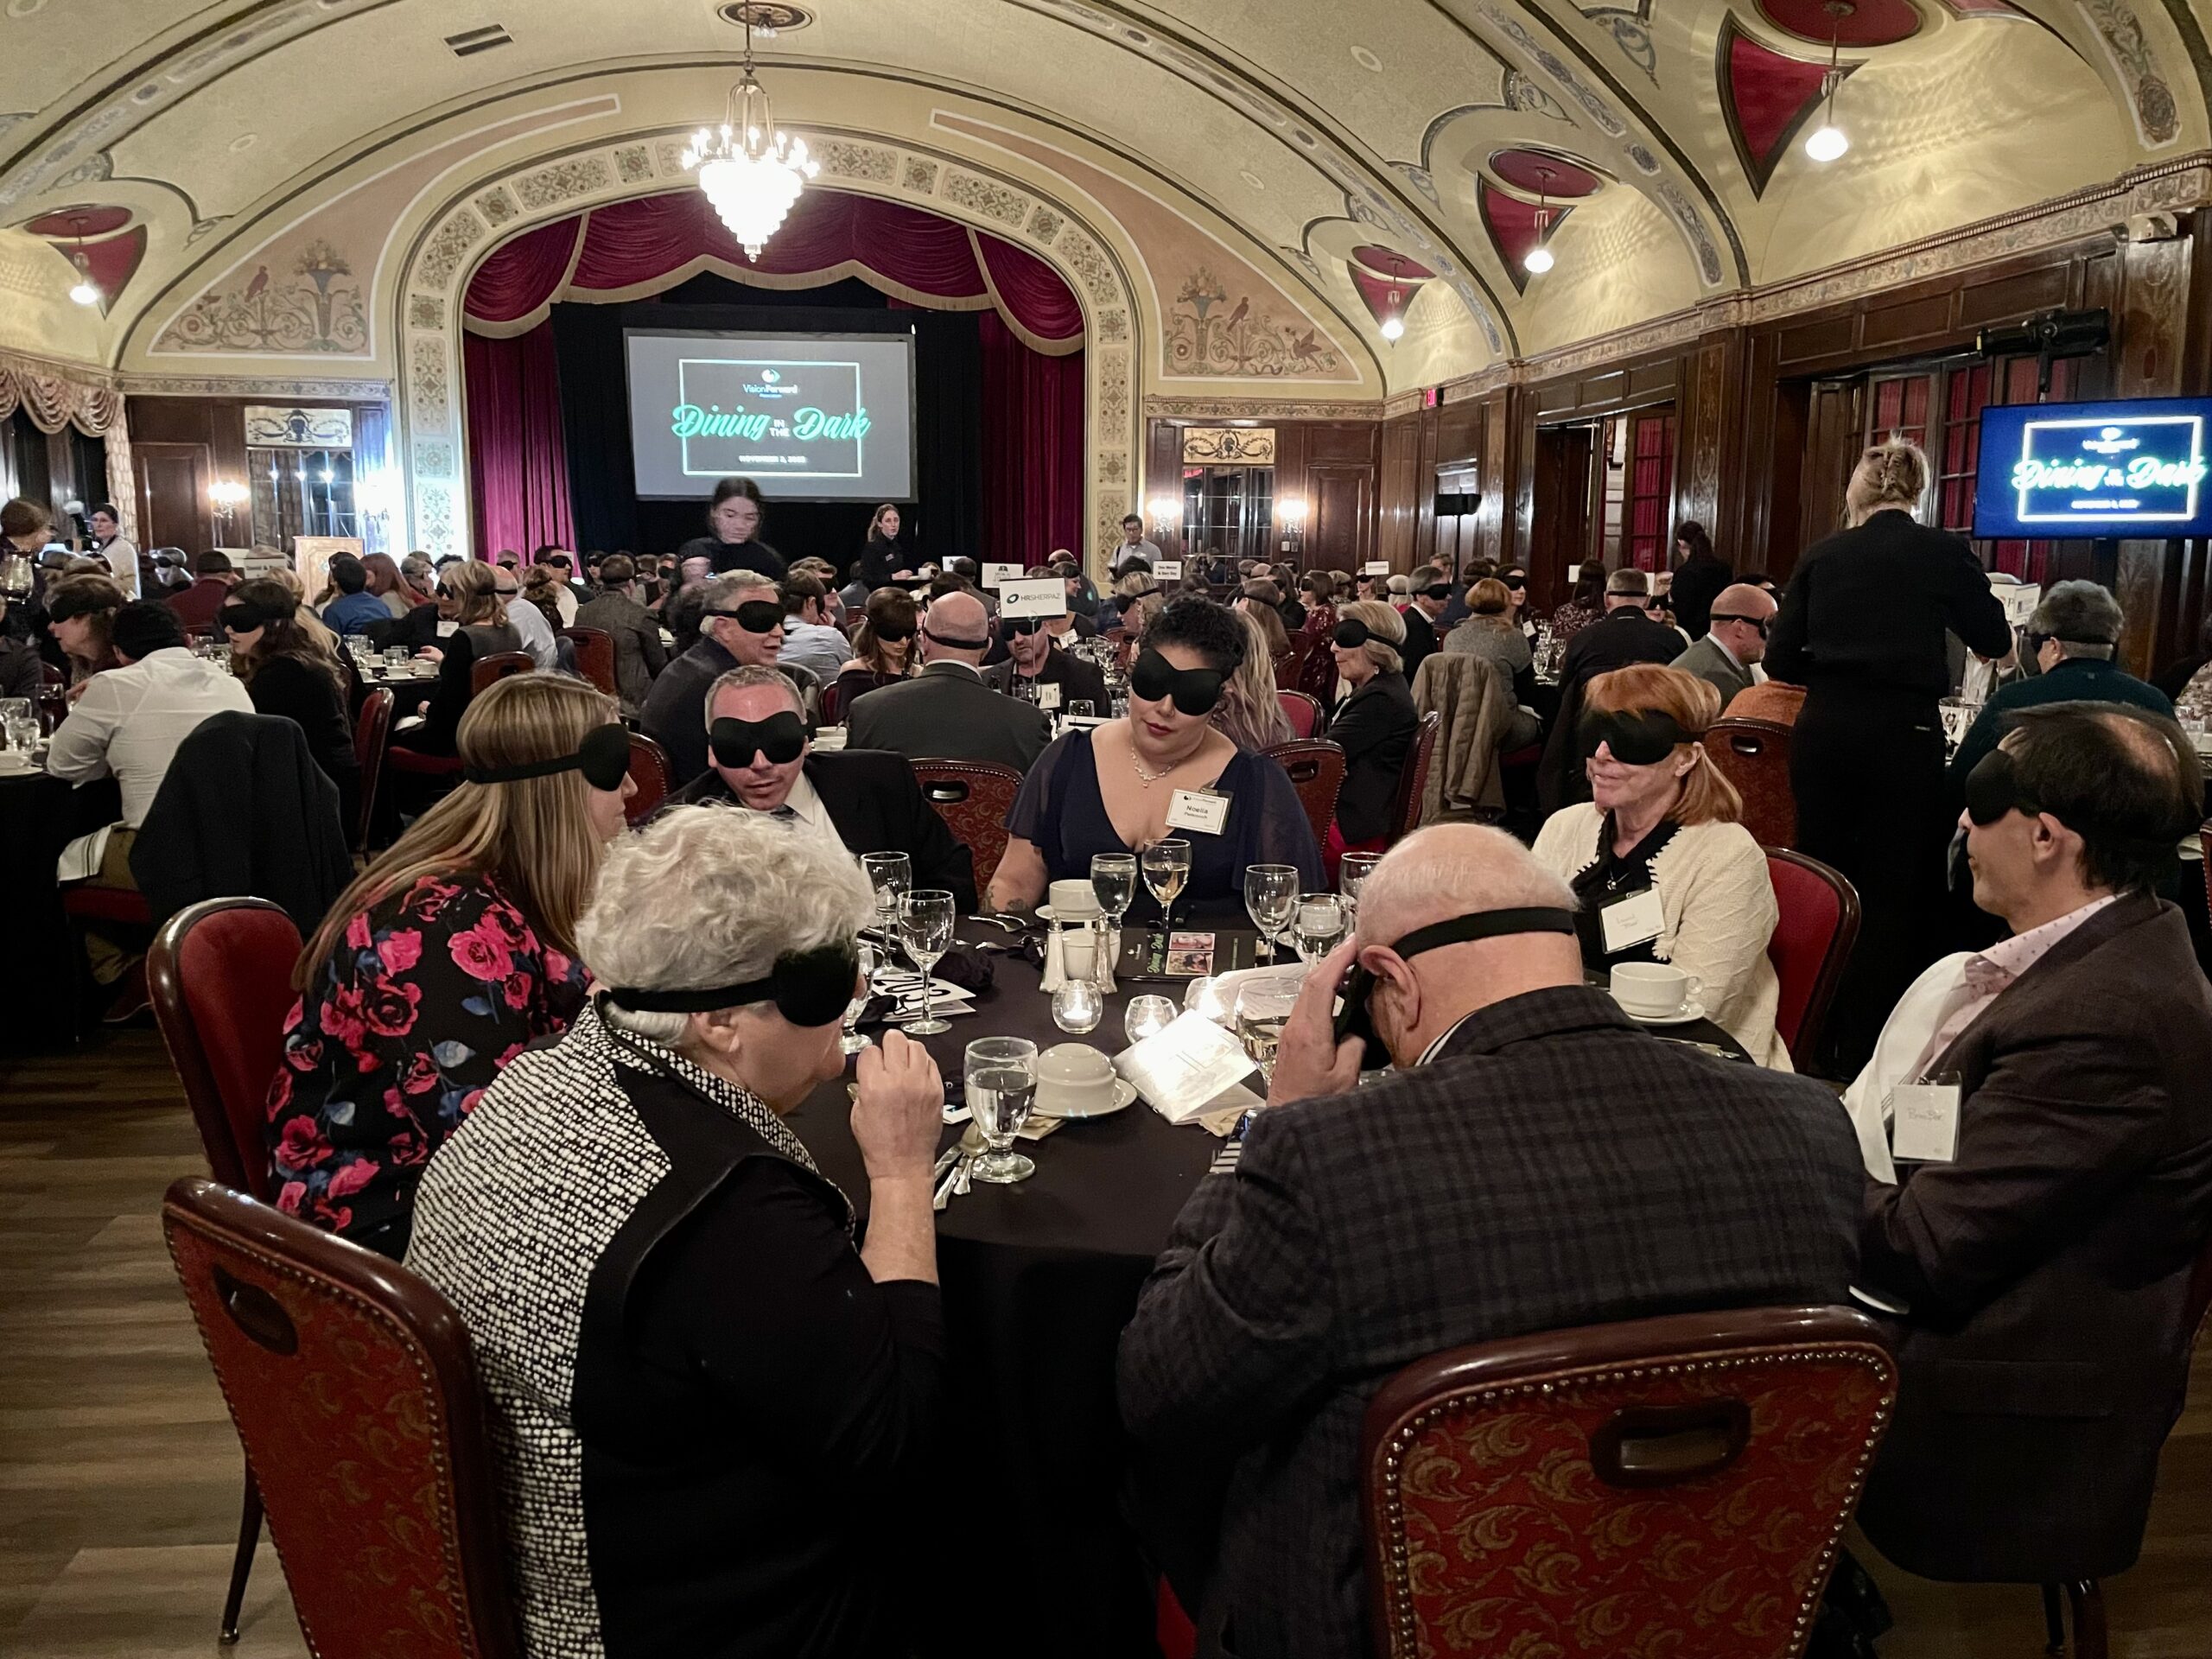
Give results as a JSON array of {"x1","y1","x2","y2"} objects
[
  {"x1": 1145, "y1": 417, "x2": 1385, "y2": 571},
  {"x1": 127, "y1": 395, "x2": 382, "y2": 557}
]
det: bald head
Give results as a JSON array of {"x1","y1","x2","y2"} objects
[
  {"x1": 1707, "y1": 582, "x2": 1776, "y2": 664},
  {"x1": 923, "y1": 590, "x2": 991, "y2": 664}
]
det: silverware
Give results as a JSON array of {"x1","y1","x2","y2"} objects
[
  {"x1": 932, "y1": 1151, "x2": 974, "y2": 1210},
  {"x1": 963, "y1": 913, "x2": 1022, "y2": 932},
  {"x1": 931, "y1": 1143, "x2": 964, "y2": 1179}
]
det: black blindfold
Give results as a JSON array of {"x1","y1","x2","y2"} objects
[
  {"x1": 219, "y1": 597, "x2": 292, "y2": 632},
  {"x1": 705, "y1": 600, "x2": 785, "y2": 634},
  {"x1": 1001, "y1": 616, "x2": 1048, "y2": 639},
  {"x1": 467, "y1": 722, "x2": 632, "y2": 791},
  {"x1": 606, "y1": 941, "x2": 860, "y2": 1029},
  {"x1": 1128, "y1": 648, "x2": 1225, "y2": 716},
  {"x1": 873, "y1": 619, "x2": 916, "y2": 642},
  {"x1": 710, "y1": 711, "x2": 809, "y2": 768},
  {"x1": 1335, "y1": 908, "x2": 1579, "y2": 1068},
  {"x1": 1334, "y1": 620, "x2": 1371, "y2": 649},
  {"x1": 1578, "y1": 709, "x2": 1693, "y2": 766},
  {"x1": 1423, "y1": 584, "x2": 1452, "y2": 601}
]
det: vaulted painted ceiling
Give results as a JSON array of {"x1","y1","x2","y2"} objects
[{"x1": 0, "y1": 0, "x2": 2202, "y2": 393}]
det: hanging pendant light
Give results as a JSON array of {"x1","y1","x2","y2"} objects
[
  {"x1": 66, "y1": 215, "x2": 99, "y2": 307},
  {"x1": 1805, "y1": 1, "x2": 1854, "y2": 163},
  {"x1": 1523, "y1": 168, "x2": 1558, "y2": 275},
  {"x1": 683, "y1": 10, "x2": 819, "y2": 258}
]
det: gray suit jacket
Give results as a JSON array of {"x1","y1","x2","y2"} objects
[
  {"x1": 844, "y1": 660, "x2": 1051, "y2": 773},
  {"x1": 1670, "y1": 634, "x2": 1754, "y2": 706},
  {"x1": 1118, "y1": 986, "x2": 1862, "y2": 1658}
]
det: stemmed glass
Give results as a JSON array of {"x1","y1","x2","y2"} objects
[
  {"x1": 1294, "y1": 893, "x2": 1347, "y2": 960},
  {"x1": 965, "y1": 1036, "x2": 1039, "y2": 1184},
  {"x1": 1243, "y1": 863, "x2": 1300, "y2": 964},
  {"x1": 1140, "y1": 838, "x2": 1192, "y2": 936},
  {"x1": 898, "y1": 889, "x2": 956, "y2": 1035},
  {"x1": 1338, "y1": 852, "x2": 1384, "y2": 927},
  {"x1": 862, "y1": 851, "x2": 911, "y2": 942},
  {"x1": 839, "y1": 938, "x2": 879, "y2": 1055},
  {"x1": 1091, "y1": 851, "x2": 1136, "y2": 980},
  {"x1": 1234, "y1": 980, "x2": 1299, "y2": 1084}
]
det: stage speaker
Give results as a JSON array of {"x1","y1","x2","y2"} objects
[{"x1": 1433, "y1": 492, "x2": 1479, "y2": 518}]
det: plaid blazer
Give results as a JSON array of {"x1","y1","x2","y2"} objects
[{"x1": 1117, "y1": 985, "x2": 1862, "y2": 1659}]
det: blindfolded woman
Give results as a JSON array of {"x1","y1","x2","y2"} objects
[
  {"x1": 1530, "y1": 664, "x2": 1788, "y2": 1068},
  {"x1": 223, "y1": 577, "x2": 359, "y2": 826},
  {"x1": 1325, "y1": 599, "x2": 1421, "y2": 863}
]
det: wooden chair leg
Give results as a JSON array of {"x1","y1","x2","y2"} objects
[
  {"x1": 220, "y1": 1472, "x2": 263, "y2": 1643},
  {"x1": 2065, "y1": 1580, "x2": 2107, "y2": 1659},
  {"x1": 2042, "y1": 1583, "x2": 2066, "y2": 1655}
]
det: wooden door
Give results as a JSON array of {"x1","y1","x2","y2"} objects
[
  {"x1": 134, "y1": 442, "x2": 212, "y2": 556},
  {"x1": 1531, "y1": 423, "x2": 1594, "y2": 594},
  {"x1": 1309, "y1": 465, "x2": 1373, "y2": 572}
]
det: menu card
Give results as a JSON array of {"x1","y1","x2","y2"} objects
[{"x1": 1115, "y1": 1011, "x2": 1256, "y2": 1124}]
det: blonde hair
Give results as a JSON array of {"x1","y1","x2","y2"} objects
[
  {"x1": 1846, "y1": 436, "x2": 1931, "y2": 526},
  {"x1": 1583, "y1": 664, "x2": 1741, "y2": 827},
  {"x1": 1466, "y1": 578, "x2": 1514, "y2": 619},
  {"x1": 1214, "y1": 609, "x2": 1295, "y2": 752},
  {"x1": 443, "y1": 558, "x2": 507, "y2": 626},
  {"x1": 295, "y1": 675, "x2": 620, "y2": 988},
  {"x1": 1338, "y1": 597, "x2": 1405, "y2": 676}
]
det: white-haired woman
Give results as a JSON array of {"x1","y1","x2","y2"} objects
[
  {"x1": 1325, "y1": 598, "x2": 1419, "y2": 868},
  {"x1": 406, "y1": 804, "x2": 947, "y2": 1659}
]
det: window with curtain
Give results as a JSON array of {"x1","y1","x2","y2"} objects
[{"x1": 1626, "y1": 408, "x2": 1677, "y2": 570}]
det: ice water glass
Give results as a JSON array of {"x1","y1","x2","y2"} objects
[
  {"x1": 1243, "y1": 863, "x2": 1300, "y2": 963},
  {"x1": 965, "y1": 1036, "x2": 1039, "y2": 1184},
  {"x1": 863, "y1": 851, "x2": 912, "y2": 940},
  {"x1": 840, "y1": 939, "x2": 878, "y2": 1055},
  {"x1": 1338, "y1": 852, "x2": 1384, "y2": 925},
  {"x1": 1294, "y1": 893, "x2": 1347, "y2": 960},
  {"x1": 898, "y1": 889, "x2": 956, "y2": 1035},
  {"x1": 1235, "y1": 980, "x2": 1299, "y2": 1084}
]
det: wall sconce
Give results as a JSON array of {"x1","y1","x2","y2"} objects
[
  {"x1": 1276, "y1": 497, "x2": 1308, "y2": 556},
  {"x1": 1147, "y1": 495, "x2": 1182, "y2": 535},
  {"x1": 208, "y1": 480, "x2": 249, "y2": 538}
]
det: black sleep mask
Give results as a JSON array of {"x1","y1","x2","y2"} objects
[
  {"x1": 1334, "y1": 619, "x2": 1371, "y2": 649},
  {"x1": 1128, "y1": 648, "x2": 1225, "y2": 716},
  {"x1": 607, "y1": 940, "x2": 860, "y2": 1029},
  {"x1": 467, "y1": 722, "x2": 632, "y2": 791},
  {"x1": 1001, "y1": 615, "x2": 1048, "y2": 639},
  {"x1": 873, "y1": 617, "x2": 917, "y2": 642},
  {"x1": 219, "y1": 596, "x2": 293, "y2": 632},
  {"x1": 710, "y1": 711, "x2": 808, "y2": 768},
  {"x1": 1333, "y1": 908, "x2": 1578, "y2": 1069},
  {"x1": 1962, "y1": 743, "x2": 2186, "y2": 874},
  {"x1": 704, "y1": 600, "x2": 785, "y2": 634},
  {"x1": 1578, "y1": 709, "x2": 1693, "y2": 766},
  {"x1": 1423, "y1": 583, "x2": 1452, "y2": 601}
]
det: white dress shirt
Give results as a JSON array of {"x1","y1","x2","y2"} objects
[
  {"x1": 505, "y1": 596, "x2": 560, "y2": 669},
  {"x1": 46, "y1": 647, "x2": 254, "y2": 828},
  {"x1": 1112, "y1": 538, "x2": 1164, "y2": 573},
  {"x1": 99, "y1": 535, "x2": 141, "y2": 600}
]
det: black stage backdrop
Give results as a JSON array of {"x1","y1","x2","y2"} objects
[{"x1": 551, "y1": 274, "x2": 983, "y2": 577}]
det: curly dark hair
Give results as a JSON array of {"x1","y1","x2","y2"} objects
[{"x1": 1147, "y1": 594, "x2": 1247, "y2": 674}]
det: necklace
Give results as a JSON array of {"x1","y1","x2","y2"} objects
[{"x1": 1130, "y1": 747, "x2": 1175, "y2": 788}]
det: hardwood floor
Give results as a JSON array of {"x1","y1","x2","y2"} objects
[{"x1": 1, "y1": 1028, "x2": 2205, "y2": 1656}]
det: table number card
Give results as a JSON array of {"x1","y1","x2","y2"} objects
[
  {"x1": 1000, "y1": 577, "x2": 1067, "y2": 620},
  {"x1": 982, "y1": 562, "x2": 1025, "y2": 589},
  {"x1": 1154, "y1": 559, "x2": 1184, "y2": 581},
  {"x1": 1034, "y1": 681, "x2": 1063, "y2": 711}
]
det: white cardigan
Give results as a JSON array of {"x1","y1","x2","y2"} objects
[{"x1": 1534, "y1": 803, "x2": 1791, "y2": 1071}]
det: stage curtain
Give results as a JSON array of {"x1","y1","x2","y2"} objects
[
  {"x1": 979, "y1": 308, "x2": 1084, "y2": 566},
  {"x1": 464, "y1": 322, "x2": 575, "y2": 558},
  {"x1": 464, "y1": 218, "x2": 584, "y2": 337},
  {"x1": 976, "y1": 232, "x2": 1084, "y2": 353}
]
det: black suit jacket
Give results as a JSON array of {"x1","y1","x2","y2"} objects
[
  {"x1": 1854, "y1": 893, "x2": 2212, "y2": 1581},
  {"x1": 1536, "y1": 607, "x2": 1687, "y2": 811},
  {"x1": 1325, "y1": 671, "x2": 1416, "y2": 843},
  {"x1": 640, "y1": 638, "x2": 741, "y2": 786},
  {"x1": 846, "y1": 662, "x2": 1052, "y2": 773},
  {"x1": 1669, "y1": 550, "x2": 1732, "y2": 641},
  {"x1": 1398, "y1": 606, "x2": 1439, "y2": 682},
  {"x1": 669, "y1": 749, "x2": 976, "y2": 911},
  {"x1": 1011, "y1": 644, "x2": 1109, "y2": 714},
  {"x1": 1119, "y1": 987, "x2": 1863, "y2": 1659}
]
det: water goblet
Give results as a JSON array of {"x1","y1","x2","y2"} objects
[
  {"x1": 1243, "y1": 863, "x2": 1300, "y2": 964},
  {"x1": 1294, "y1": 892, "x2": 1347, "y2": 960},
  {"x1": 965, "y1": 1036, "x2": 1039, "y2": 1184},
  {"x1": 1338, "y1": 852, "x2": 1384, "y2": 925},
  {"x1": 840, "y1": 939, "x2": 879, "y2": 1055},
  {"x1": 898, "y1": 889, "x2": 956, "y2": 1035},
  {"x1": 1234, "y1": 979, "x2": 1300, "y2": 1084},
  {"x1": 862, "y1": 851, "x2": 912, "y2": 942}
]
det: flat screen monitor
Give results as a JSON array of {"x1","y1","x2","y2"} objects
[
  {"x1": 1973, "y1": 396, "x2": 2212, "y2": 539},
  {"x1": 624, "y1": 329, "x2": 915, "y2": 501}
]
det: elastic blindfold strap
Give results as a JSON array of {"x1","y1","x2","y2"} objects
[
  {"x1": 466, "y1": 723, "x2": 631, "y2": 790},
  {"x1": 607, "y1": 943, "x2": 858, "y2": 1027},
  {"x1": 1388, "y1": 908, "x2": 1578, "y2": 961},
  {"x1": 924, "y1": 626, "x2": 989, "y2": 650}
]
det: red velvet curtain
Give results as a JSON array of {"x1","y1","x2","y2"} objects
[
  {"x1": 980, "y1": 309, "x2": 1084, "y2": 564},
  {"x1": 464, "y1": 324, "x2": 575, "y2": 557}
]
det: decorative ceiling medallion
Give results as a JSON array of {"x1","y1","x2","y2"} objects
[
  {"x1": 1350, "y1": 245, "x2": 1436, "y2": 280},
  {"x1": 1487, "y1": 149, "x2": 1605, "y2": 198},
  {"x1": 716, "y1": 2, "x2": 815, "y2": 33},
  {"x1": 22, "y1": 203, "x2": 132, "y2": 237},
  {"x1": 1239, "y1": 170, "x2": 1265, "y2": 190},
  {"x1": 1351, "y1": 45, "x2": 1383, "y2": 72},
  {"x1": 1758, "y1": 0, "x2": 1921, "y2": 46}
]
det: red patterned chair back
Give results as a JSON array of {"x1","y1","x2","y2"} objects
[
  {"x1": 162, "y1": 1179, "x2": 522, "y2": 1659},
  {"x1": 625, "y1": 732, "x2": 671, "y2": 824},
  {"x1": 912, "y1": 760, "x2": 1021, "y2": 893},
  {"x1": 1277, "y1": 690, "x2": 1325, "y2": 740},
  {"x1": 352, "y1": 687, "x2": 393, "y2": 855},
  {"x1": 1263, "y1": 739, "x2": 1346, "y2": 852},
  {"x1": 1703, "y1": 718, "x2": 1796, "y2": 849},
  {"x1": 1363, "y1": 1305, "x2": 1897, "y2": 1659},
  {"x1": 148, "y1": 898, "x2": 302, "y2": 1202},
  {"x1": 1296, "y1": 634, "x2": 1339, "y2": 704},
  {"x1": 558, "y1": 626, "x2": 617, "y2": 698},
  {"x1": 1764, "y1": 849, "x2": 1860, "y2": 1069},
  {"x1": 1391, "y1": 711, "x2": 1443, "y2": 842},
  {"x1": 470, "y1": 652, "x2": 535, "y2": 696},
  {"x1": 819, "y1": 680, "x2": 842, "y2": 725}
]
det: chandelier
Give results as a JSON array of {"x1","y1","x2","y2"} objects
[{"x1": 683, "y1": 13, "x2": 818, "y2": 258}]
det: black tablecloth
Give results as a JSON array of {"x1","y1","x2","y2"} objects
[
  {"x1": 0, "y1": 771, "x2": 119, "y2": 1051},
  {"x1": 787, "y1": 924, "x2": 1217, "y2": 1659}
]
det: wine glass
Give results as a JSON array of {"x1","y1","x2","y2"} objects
[
  {"x1": 1066, "y1": 700, "x2": 1095, "y2": 719},
  {"x1": 898, "y1": 889, "x2": 956, "y2": 1035},
  {"x1": 1234, "y1": 980, "x2": 1299, "y2": 1084},
  {"x1": 1243, "y1": 863, "x2": 1300, "y2": 964},
  {"x1": 1141, "y1": 838, "x2": 1193, "y2": 936},
  {"x1": 1294, "y1": 893, "x2": 1347, "y2": 960},
  {"x1": 839, "y1": 938, "x2": 878, "y2": 1055},
  {"x1": 965, "y1": 1036, "x2": 1039, "y2": 1184},
  {"x1": 1338, "y1": 852, "x2": 1384, "y2": 926},
  {"x1": 1124, "y1": 994, "x2": 1179, "y2": 1044},
  {"x1": 862, "y1": 851, "x2": 911, "y2": 940}
]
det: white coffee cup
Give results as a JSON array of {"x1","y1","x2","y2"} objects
[
  {"x1": 1036, "y1": 1042, "x2": 1116, "y2": 1116},
  {"x1": 1047, "y1": 879, "x2": 1101, "y2": 919},
  {"x1": 1610, "y1": 962, "x2": 1699, "y2": 1018}
]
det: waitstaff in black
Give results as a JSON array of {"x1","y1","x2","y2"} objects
[
  {"x1": 680, "y1": 477, "x2": 787, "y2": 581},
  {"x1": 1764, "y1": 437, "x2": 2012, "y2": 1072}
]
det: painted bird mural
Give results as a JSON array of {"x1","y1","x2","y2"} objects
[{"x1": 243, "y1": 264, "x2": 269, "y2": 302}]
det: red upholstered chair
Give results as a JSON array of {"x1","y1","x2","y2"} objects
[
  {"x1": 146, "y1": 896, "x2": 305, "y2": 1641},
  {"x1": 1390, "y1": 710, "x2": 1442, "y2": 842},
  {"x1": 470, "y1": 651, "x2": 535, "y2": 695},
  {"x1": 819, "y1": 680, "x2": 842, "y2": 725},
  {"x1": 912, "y1": 759, "x2": 1021, "y2": 893},
  {"x1": 1363, "y1": 1305, "x2": 1897, "y2": 1659},
  {"x1": 1764, "y1": 849, "x2": 1860, "y2": 1071},
  {"x1": 625, "y1": 731, "x2": 671, "y2": 824},
  {"x1": 1704, "y1": 718, "x2": 1796, "y2": 849},
  {"x1": 1277, "y1": 690, "x2": 1325, "y2": 740},
  {"x1": 1263, "y1": 738, "x2": 1347, "y2": 853},
  {"x1": 558, "y1": 626, "x2": 617, "y2": 698},
  {"x1": 352, "y1": 686, "x2": 394, "y2": 855},
  {"x1": 162, "y1": 1178, "x2": 523, "y2": 1659}
]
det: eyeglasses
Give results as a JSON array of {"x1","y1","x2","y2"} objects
[{"x1": 1709, "y1": 613, "x2": 1770, "y2": 637}]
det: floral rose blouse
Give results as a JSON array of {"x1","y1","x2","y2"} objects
[{"x1": 265, "y1": 872, "x2": 589, "y2": 1248}]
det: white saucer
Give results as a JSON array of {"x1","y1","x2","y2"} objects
[
  {"x1": 1033, "y1": 1078, "x2": 1137, "y2": 1120},
  {"x1": 1618, "y1": 997, "x2": 1707, "y2": 1027}
]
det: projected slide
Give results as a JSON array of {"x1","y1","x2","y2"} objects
[{"x1": 626, "y1": 330, "x2": 914, "y2": 501}]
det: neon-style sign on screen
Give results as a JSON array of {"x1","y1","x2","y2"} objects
[
  {"x1": 671, "y1": 358, "x2": 870, "y2": 479},
  {"x1": 2007, "y1": 414, "x2": 2209, "y2": 524}
]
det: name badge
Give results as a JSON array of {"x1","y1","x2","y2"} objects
[
  {"x1": 1889, "y1": 1082, "x2": 1962, "y2": 1163},
  {"x1": 1165, "y1": 788, "x2": 1230, "y2": 836},
  {"x1": 1599, "y1": 886, "x2": 1665, "y2": 955},
  {"x1": 1034, "y1": 681, "x2": 1062, "y2": 711},
  {"x1": 435, "y1": 619, "x2": 458, "y2": 638}
]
